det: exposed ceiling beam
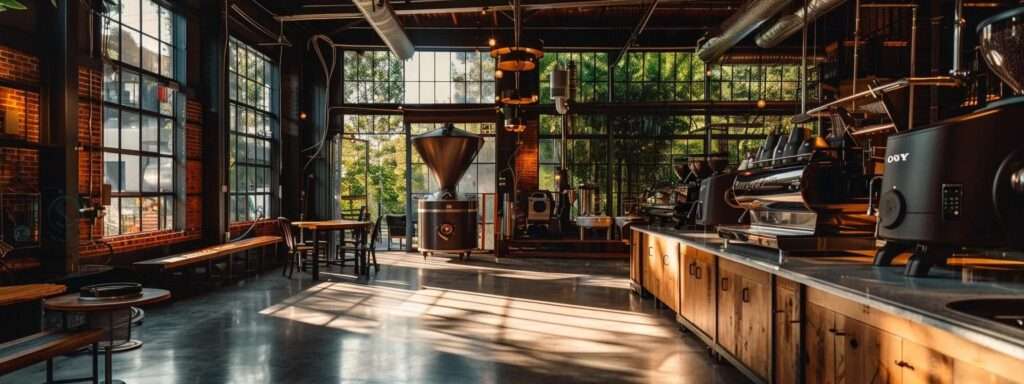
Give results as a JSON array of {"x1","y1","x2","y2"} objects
[
  {"x1": 611, "y1": 0, "x2": 659, "y2": 68},
  {"x1": 276, "y1": 0, "x2": 731, "y2": 22}
]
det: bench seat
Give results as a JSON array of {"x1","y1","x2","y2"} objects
[
  {"x1": 0, "y1": 329, "x2": 104, "y2": 376},
  {"x1": 133, "y1": 236, "x2": 282, "y2": 272}
]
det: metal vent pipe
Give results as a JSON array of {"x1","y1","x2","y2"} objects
[
  {"x1": 696, "y1": 0, "x2": 793, "y2": 62},
  {"x1": 756, "y1": 0, "x2": 847, "y2": 48},
  {"x1": 352, "y1": 0, "x2": 415, "y2": 60}
]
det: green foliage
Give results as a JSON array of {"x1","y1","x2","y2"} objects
[{"x1": 0, "y1": 0, "x2": 28, "y2": 12}]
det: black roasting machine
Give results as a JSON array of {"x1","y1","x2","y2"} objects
[
  {"x1": 639, "y1": 156, "x2": 712, "y2": 228},
  {"x1": 412, "y1": 123, "x2": 484, "y2": 260}
]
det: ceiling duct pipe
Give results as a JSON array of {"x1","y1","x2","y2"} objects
[
  {"x1": 696, "y1": 0, "x2": 793, "y2": 62},
  {"x1": 351, "y1": 0, "x2": 415, "y2": 60},
  {"x1": 756, "y1": 0, "x2": 847, "y2": 48}
]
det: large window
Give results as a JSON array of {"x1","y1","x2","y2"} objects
[
  {"x1": 343, "y1": 51, "x2": 496, "y2": 104},
  {"x1": 539, "y1": 52, "x2": 610, "y2": 103},
  {"x1": 228, "y1": 38, "x2": 277, "y2": 223},
  {"x1": 612, "y1": 52, "x2": 707, "y2": 102},
  {"x1": 101, "y1": 0, "x2": 182, "y2": 236},
  {"x1": 709, "y1": 64, "x2": 816, "y2": 102}
]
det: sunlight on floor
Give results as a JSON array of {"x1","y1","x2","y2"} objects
[{"x1": 260, "y1": 278, "x2": 691, "y2": 381}]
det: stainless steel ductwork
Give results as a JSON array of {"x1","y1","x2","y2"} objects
[
  {"x1": 696, "y1": 0, "x2": 792, "y2": 62},
  {"x1": 352, "y1": 0, "x2": 415, "y2": 60},
  {"x1": 756, "y1": 0, "x2": 847, "y2": 48}
]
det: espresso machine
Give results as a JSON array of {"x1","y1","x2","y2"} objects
[
  {"x1": 639, "y1": 157, "x2": 710, "y2": 228},
  {"x1": 413, "y1": 123, "x2": 484, "y2": 260},
  {"x1": 874, "y1": 7, "x2": 1024, "y2": 276},
  {"x1": 692, "y1": 153, "x2": 746, "y2": 228},
  {"x1": 717, "y1": 126, "x2": 879, "y2": 255}
]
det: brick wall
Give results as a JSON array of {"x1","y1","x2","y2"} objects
[
  {"x1": 0, "y1": 46, "x2": 41, "y2": 195},
  {"x1": 513, "y1": 118, "x2": 540, "y2": 192}
]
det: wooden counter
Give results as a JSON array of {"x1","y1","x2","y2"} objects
[{"x1": 631, "y1": 225, "x2": 1024, "y2": 384}]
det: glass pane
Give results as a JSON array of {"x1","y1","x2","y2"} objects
[
  {"x1": 159, "y1": 118, "x2": 173, "y2": 155},
  {"x1": 141, "y1": 196, "x2": 159, "y2": 232},
  {"x1": 122, "y1": 154, "x2": 141, "y2": 192},
  {"x1": 121, "y1": 70, "x2": 140, "y2": 108},
  {"x1": 121, "y1": 111, "x2": 140, "y2": 151},
  {"x1": 141, "y1": 115, "x2": 158, "y2": 152},
  {"x1": 103, "y1": 107, "x2": 119, "y2": 149},
  {"x1": 162, "y1": 195, "x2": 174, "y2": 230},
  {"x1": 122, "y1": 0, "x2": 141, "y2": 30},
  {"x1": 159, "y1": 6, "x2": 172, "y2": 43},
  {"x1": 158, "y1": 84, "x2": 174, "y2": 116},
  {"x1": 121, "y1": 197, "x2": 141, "y2": 233},
  {"x1": 160, "y1": 43, "x2": 173, "y2": 79},
  {"x1": 104, "y1": 152, "x2": 122, "y2": 192},
  {"x1": 141, "y1": 156, "x2": 158, "y2": 192},
  {"x1": 142, "y1": 35, "x2": 159, "y2": 73},
  {"x1": 102, "y1": 19, "x2": 120, "y2": 61},
  {"x1": 160, "y1": 157, "x2": 173, "y2": 193},
  {"x1": 104, "y1": 198, "x2": 120, "y2": 236},
  {"x1": 121, "y1": 27, "x2": 141, "y2": 67},
  {"x1": 103, "y1": 64, "x2": 120, "y2": 103}
]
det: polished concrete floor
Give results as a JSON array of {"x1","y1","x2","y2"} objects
[{"x1": 4, "y1": 252, "x2": 749, "y2": 384}]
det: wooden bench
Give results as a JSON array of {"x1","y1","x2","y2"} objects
[
  {"x1": 133, "y1": 236, "x2": 282, "y2": 288},
  {"x1": 0, "y1": 329, "x2": 105, "y2": 383}
]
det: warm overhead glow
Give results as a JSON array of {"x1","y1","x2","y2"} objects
[
  {"x1": 299, "y1": 112, "x2": 308, "y2": 120},
  {"x1": 488, "y1": 37, "x2": 497, "y2": 47},
  {"x1": 495, "y1": 69, "x2": 504, "y2": 79},
  {"x1": 756, "y1": 99, "x2": 767, "y2": 109},
  {"x1": 490, "y1": 43, "x2": 544, "y2": 72}
]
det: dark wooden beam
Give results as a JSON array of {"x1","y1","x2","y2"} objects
[{"x1": 200, "y1": 0, "x2": 229, "y2": 244}]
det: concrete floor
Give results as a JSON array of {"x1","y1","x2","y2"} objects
[{"x1": 4, "y1": 252, "x2": 749, "y2": 384}]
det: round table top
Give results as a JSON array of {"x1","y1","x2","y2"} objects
[{"x1": 44, "y1": 288, "x2": 171, "y2": 312}]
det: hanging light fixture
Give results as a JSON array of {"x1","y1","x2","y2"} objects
[
  {"x1": 504, "y1": 106, "x2": 528, "y2": 133},
  {"x1": 489, "y1": 0, "x2": 543, "y2": 73},
  {"x1": 499, "y1": 88, "x2": 538, "y2": 105}
]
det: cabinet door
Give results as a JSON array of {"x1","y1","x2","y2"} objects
[
  {"x1": 901, "y1": 339, "x2": 953, "y2": 384},
  {"x1": 717, "y1": 261, "x2": 739, "y2": 355},
  {"x1": 737, "y1": 270, "x2": 770, "y2": 379},
  {"x1": 837, "y1": 315, "x2": 903, "y2": 384},
  {"x1": 805, "y1": 302, "x2": 837, "y2": 384},
  {"x1": 774, "y1": 278, "x2": 801, "y2": 384},
  {"x1": 659, "y1": 238, "x2": 680, "y2": 312},
  {"x1": 692, "y1": 249, "x2": 717, "y2": 338},
  {"x1": 953, "y1": 359, "x2": 1016, "y2": 384},
  {"x1": 643, "y1": 235, "x2": 662, "y2": 298},
  {"x1": 630, "y1": 230, "x2": 643, "y2": 286}
]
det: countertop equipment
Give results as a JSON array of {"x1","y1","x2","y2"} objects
[
  {"x1": 413, "y1": 123, "x2": 484, "y2": 260},
  {"x1": 639, "y1": 156, "x2": 711, "y2": 228},
  {"x1": 693, "y1": 153, "x2": 747, "y2": 228},
  {"x1": 874, "y1": 7, "x2": 1024, "y2": 276},
  {"x1": 527, "y1": 190, "x2": 554, "y2": 222},
  {"x1": 717, "y1": 126, "x2": 878, "y2": 254}
]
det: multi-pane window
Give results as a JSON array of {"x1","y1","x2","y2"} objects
[
  {"x1": 538, "y1": 115, "x2": 609, "y2": 214},
  {"x1": 338, "y1": 115, "x2": 406, "y2": 219},
  {"x1": 342, "y1": 51, "x2": 495, "y2": 104},
  {"x1": 709, "y1": 64, "x2": 816, "y2": 102},
  {"x1": 538, "y1": 52, "x2": 610, "y2": 103},
  {"x1": 100, "y1": 0, "x2": 182, "y2": 236},
  {"x1": 228, "y1": 38, "x2": 276, "y2": 223},
  {"x1": 612, "y1": 52, "x2": 707, "y2": 102}
]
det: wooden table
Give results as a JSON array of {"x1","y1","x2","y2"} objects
[
  {"x1": 0, "y1": 284, "x2": 66, "y2": 307},
  {"x1": 45, "y1": 288, "x2": 171, "y2": 384},
  {"x1": 292, "y1": 220, "x2": 372, "y2": 280}
]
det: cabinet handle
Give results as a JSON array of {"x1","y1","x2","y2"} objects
[
  {"x1": 828, "y1": 328, "x2": 847, "y2": 336},
  {"x1": 741, "y1": 287, "x2": 751, "y2": 303},
  {"x1": 895, "y1": 360, "x2": 915, "y2": 370},
  {"x1": 663, "y1": 254, "x2": 669, "y2": 265},
  {"x1": 688, "y1": 262, "x2": 696, "y2": 276},
  {"x1": 849, "y1": 338, "x2": 859, "y2": 350},
  {"x1": 695, "y1": 266, "x2": 702, "y2": 280},
  {"x1": 720, "y1": 277, "x2": 729, "y2": 291}
]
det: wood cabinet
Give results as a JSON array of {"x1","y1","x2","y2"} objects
[
  {"x1": 805, "y1": 302, "x2": 837, "y2": 384},
  {"x1": 804, "y1": 302, "x2": 902, "y2": 384},
  {"x1": 641, "y1": 234, "x2": 679, "y2": 312},
  {"x1": 902, "y1": 339, "x2": 953, "y2": 384},
  {"x1": 630, "y1": 230, "x2": 643, "y2": 293},
  {"x1": 681, "y1": 246, "x2": 716, "y2": 339},
  {"x1": 774, "y1": 277, "x2": 801, "y2": 384},
  {"x1": 717, "y1": 258, "x2": 770, "y2": 380}
]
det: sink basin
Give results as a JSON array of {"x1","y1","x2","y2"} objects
[{"x1": 947, "y1": 299, "x2": 1024, "y2": 329}]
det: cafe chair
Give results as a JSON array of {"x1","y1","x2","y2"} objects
[
  {"x1": 384, "y1": 214, "x2": 406, "y2": 250},
  {"x1": 278, "y1": 217, "x2": 314, "y2": 279}
]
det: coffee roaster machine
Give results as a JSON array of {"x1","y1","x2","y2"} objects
[
  {"x1": 873, "y1": 7, "x2": 1024, "y2": 276},
  {"x1": 413, "y1": 123, "x2": 484, "y2": 260},
  {"x1": 717, "y1": 124, "x2": 880, "y2": 256}
]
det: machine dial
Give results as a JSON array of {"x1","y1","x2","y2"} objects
[
  {"x1": 438, "y1": 223, "x2": 455, "y2": 240},
  {"x1": 879, "y1": 189, "x2": 906, "y2": 229}
]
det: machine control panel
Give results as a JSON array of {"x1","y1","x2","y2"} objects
[{"x1": 941, "y1": 184, "x2": 963, "y2": 220}]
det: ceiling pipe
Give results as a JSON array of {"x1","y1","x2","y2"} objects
[
  {"x1": 755, "y1": 0, "x2": 846, "y2": 48},
  {"x1": 351, "y1": 0, "x2": 415, "y2": 60},
  {"x1": 695, "y1": 0, "x2": 793, "y2": 62},
  {"x1": 611, "y1": 0, "x2": 660, "y2": 68}
]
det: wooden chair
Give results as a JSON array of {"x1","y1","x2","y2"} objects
[
  {"x1": 384, "y1": 214, "x2": 406, "y2": 250},
  {"x1": 364, "y1": 215, "x2": 382, "y2": 273},
  {"x1": 278, "y1": 217, "x2": 314, "y2": 279}
]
